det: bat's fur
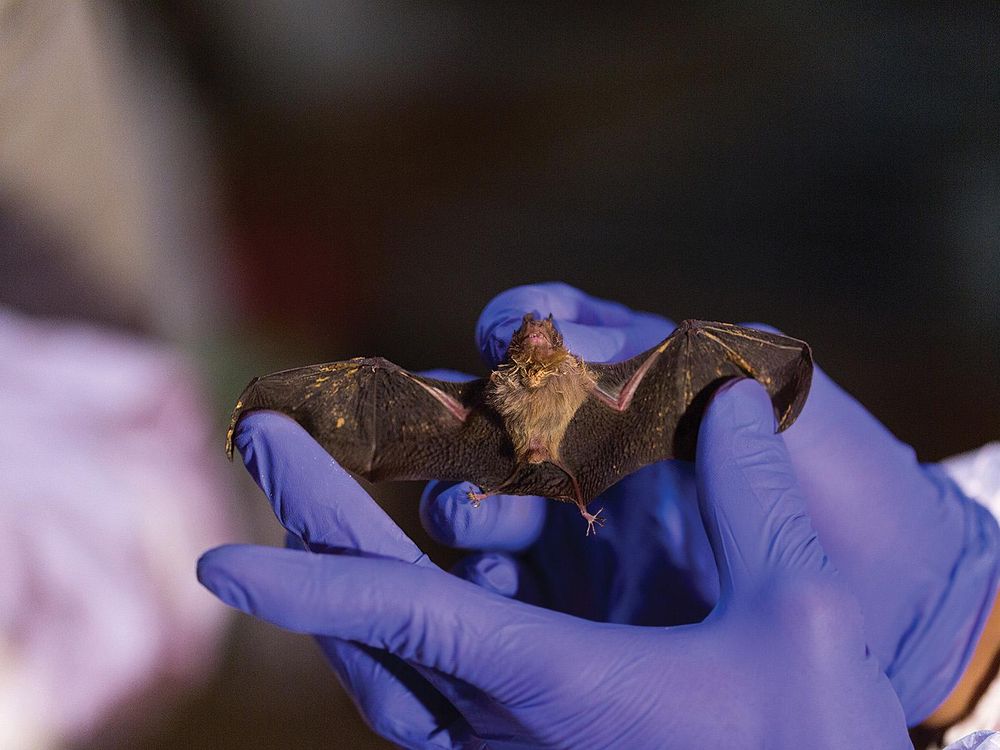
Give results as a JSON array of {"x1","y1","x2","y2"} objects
[{"x1": 488, "y1": 316, "x2": 595, "y2": 464}]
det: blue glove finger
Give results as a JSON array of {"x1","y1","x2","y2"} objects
[
  {"x1": 416, "y1": 368, "x2": 550, "y2": 552},
  {"x1": 238, "y1": 396, "x2": 536, "y2": 747},
  {"x1": 235, "y1": 412, "x2": 425, "y2": 563},
  {"x1": 420, "y1": 481, "x2": 547, "y2": 552},
  {"x1": 261, "y1": 489, "x2": 464, "y2": 750},
  {"x1": 450, "y1": 551, "x2": 548, "y2": 610},
  {"x1": 735, "y1": 320, "x2": 936, "y2": 535},
  {"x1": 476, "y1": 282, "x2": 673, "y2": 366},
  {"x1": 442, "y1": 282, "x2": 671, "y2": 553},
  {"x1": 318, "y1": 639, "x2": 464, "y2": 749},
  {"x1": 783, "y1": 362, "x2": 1000, "y2": 722},
  {"x1": 198, "y1": 544, "x2": 576, "y2": 697},
  {"x1": 449, "y1": 552, "x2": 521, "y2": 598},
  {"x1": 240, "y1": 416, "x2": 477, "y2": 746},
  {"x1": 742, "y1": 323, "x2": 1000, "y2": 722},
  {"x1": 693, "y1": 377, "x2": 912, "y2": 748},
  {"x1": 696, "y1": 378, "x2": 828, "y2": 593},
  {"x1": 238, "y1": 411, "x2": 542, "y2": 735},
  {"x1": 518, "y1": 462, "x2": 718, "y2": 625}
]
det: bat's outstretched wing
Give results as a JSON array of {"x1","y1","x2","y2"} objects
[
  {"x1": 226, "y1": 358, "x2": 516, "y2": 487},
  {"x1": 558, "y1": 320, "x2": 813, "y2": 502}
]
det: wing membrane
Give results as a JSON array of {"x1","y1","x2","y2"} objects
[
  {"x1": 558, "y1": 321, "x2": 812, "y2": 501},
  {"x1": 226, "y1": 358, "x2": 516, "y2": 487}
]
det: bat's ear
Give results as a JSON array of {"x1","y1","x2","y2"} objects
[
  {"x1": 522, "y1": 312, "x2": 536, "y2": 322},
  {"x1": 546, "y1": 316, "x2": 564, "y2": 347}
]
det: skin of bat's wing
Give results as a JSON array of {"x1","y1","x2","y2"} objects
[
  {"x1": 692, "y1": 323, "x2": 813, "y2": 432},
  {"x1": 366, "y1": 368, "x2": 516, "y2": 486},
  {"x1": 227, "y1": 359, "x2": 383, "y2": 474},
  {"x1": 226, "y1": 323, "x2": 810, "y2": 507},
  {"x1": 558, "y1": 322, "x2": 813, "y2": 502},
  {"x1": 487, "y1": 462, "x2": 579, "y2": 503},
  {"x1": 558, "y1": 340, "x2": 683, "y2": 502},
  {"x1": 227, "y1": 359, "x2": 517, "y2": 488}
]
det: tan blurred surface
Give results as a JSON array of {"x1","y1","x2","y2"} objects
[{"x1": 0, "y1": 0, "x2": 223, "y2": 342}]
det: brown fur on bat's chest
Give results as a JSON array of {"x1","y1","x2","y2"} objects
[{"x1": 487, "y1": 355, "x2": 596, "y2": 465}]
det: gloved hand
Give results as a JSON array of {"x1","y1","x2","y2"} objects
[
  {"x1": 420, "y1": 285, "x2": 717, "y2": 628},
  {"x1": 421, "y1": 282, "x2": 1000, "y2": 725},
  {"x1": 199, "y1": 380, "x2": 912, "y2": 749}
]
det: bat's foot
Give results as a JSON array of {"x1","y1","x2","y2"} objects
[
  {"x1": 582, "y1": 507, "x2": 605, "y2": 536},
  {"x1": 466, "y1": 489, "x2": 493, "y2": 509}
]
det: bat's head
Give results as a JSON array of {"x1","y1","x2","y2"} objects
[{"x1": 507, "y1": 313, "x2": 566, "y2": 363}]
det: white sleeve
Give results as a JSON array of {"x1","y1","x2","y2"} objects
[
  {"x1": 944, "y1": 730, "x2": 1000, "y2": 749},
  {"x1": 939, "y1": 443, "x2": 1000, "y2": 747},
  {"x1": 942, "y1": 443, "x2": 1000, "y2": 518}
]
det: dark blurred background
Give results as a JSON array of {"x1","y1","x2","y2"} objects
[
  {"x1": 163, "y1": 0, "x2": 998, "y2": 456},
  {"x1": 2, "y1": 2, "x2": 997, "y2": 748}
]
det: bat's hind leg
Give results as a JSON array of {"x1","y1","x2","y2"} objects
[
  {"x1": 551, "y1": 461, "x2": 604, "y2": 537},
  {"x1": 466, "y1": 488, "x2": 496, "y2": 508},
  {"x1": 466, "y1": 471, "x2": 519, "y2": 508},
  {"x1": 580, "y1": 506, "x2": 605, "y2": 536}
]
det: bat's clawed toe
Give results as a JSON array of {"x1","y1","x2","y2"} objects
[{"x1": 582, "y1": 507, "x2": 605, "y2": 536}]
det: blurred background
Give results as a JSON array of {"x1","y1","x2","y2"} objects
[{"x1": 1, "y1": 1, "x2": 997, "y2": 748}]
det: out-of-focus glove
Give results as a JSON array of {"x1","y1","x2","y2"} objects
[
  {"x1": 0, "y1": 309, "x2": 236, "y2": 749},
  {"x1": 420, "y1": 282, "x2": 1000, "y2": 725},
  {"x1": 946, "y1": 731, "x2": 1000, "y2": 750},
  {"x1": 201, "y1": 381, "x2": 913, "y2": 749}
]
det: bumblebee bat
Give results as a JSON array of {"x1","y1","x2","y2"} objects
[{"x1": 227, "y1": 316, "x2": 813, "y2": 534}]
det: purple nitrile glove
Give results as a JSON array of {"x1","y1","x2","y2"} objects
[
  {"x1": 422, "y1": 283, "x2": 718, "y2": 627},
  {"x1": 422, "y1": 282, "x2": 1000, "y2": 725},
  {"x1": 200, "y1": 380, "x2": 912, "y2": 749},
  {"x1": 228, "y1": 412, "x2": 474, "y2": 748},
  {"x1": 231, "y1": 409, "x2": 590, "y2": 747}
]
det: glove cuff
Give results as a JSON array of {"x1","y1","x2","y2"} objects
[{"x1": 889, "y1": 465, "x2": 1000, "y2": 725}]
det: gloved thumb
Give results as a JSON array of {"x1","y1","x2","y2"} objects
[{"x1": 696, "y1": 379, "x2": 829, "y2": 601}]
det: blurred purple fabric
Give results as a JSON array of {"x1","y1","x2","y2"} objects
[{"x1": 0, "y1": 308, "x2": 238, "y2": 748}]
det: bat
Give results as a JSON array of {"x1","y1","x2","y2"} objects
[{"x1": 226, "y1": 316, "x2": 813, "y2": 534}]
